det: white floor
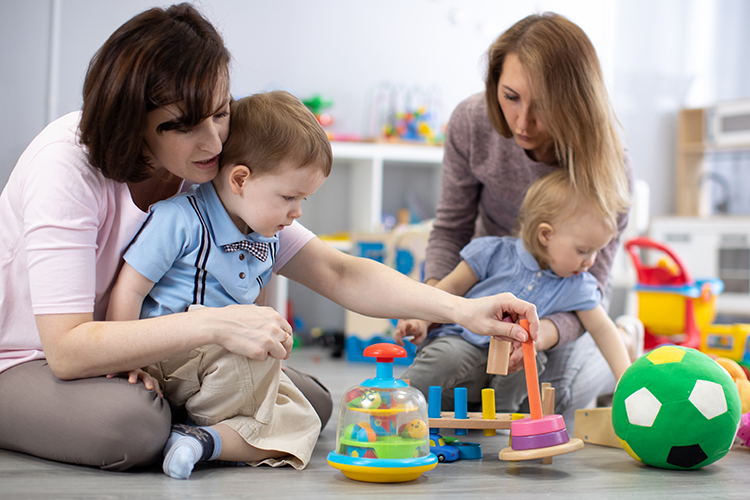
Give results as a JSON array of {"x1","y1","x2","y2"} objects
[{"x1": 1, "y1": 346, "x2": 748, "y2": 499}]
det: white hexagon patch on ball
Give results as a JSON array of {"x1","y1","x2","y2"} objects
[
  {"x1": 625, "y1": 387, "x2": 662, "y2": 427},
  {"x1": 689, "y1": 380, "x2": 728, "y2": 420}
]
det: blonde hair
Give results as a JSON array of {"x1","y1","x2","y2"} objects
[
  {"x1": 518, "y1": 169, "x2": 620, "y2": 268},
  {"x1": 485, "y1": 12, "x2": 629, "y2": 216},
  {"x1": 220, "y1": 91, "x2": 332, "y2": 176}
]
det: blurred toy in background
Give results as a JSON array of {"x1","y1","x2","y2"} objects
[
  {"x1": 309, "y1": 327, "x2": 345, "y2": 358},
  {"x1": 382, "y1": 107, "x2": 442, "y2": 143},
  {"x1": 302, "y1": 93, "x2": 363, "y2": 142},
  {"x1": 624, "y1": 237, "x2": 724, "y2": 350},
  {"x1": 737, "y1": 412, "x2": 750, "y2": 447},
  {"x1": 709, "y1": 356, "x2": 750, "y2": 415},
  {"x1": 302, "y1": 94, "x2": 334, "y2": 127},
  {"x1": 701, "y1": 323, "x2": 750, "y2": 377},
  {"x1": 366, "y1": 82, "x2": 445, "y2": 144}
]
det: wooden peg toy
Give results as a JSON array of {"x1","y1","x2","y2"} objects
[{"x1": 498, "y1": 319, "x2": 584, "y2": 463}]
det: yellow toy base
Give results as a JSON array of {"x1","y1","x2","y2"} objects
[
  {"x1": 328, "y1": 460, "x2": 437, "y2": 483},
  {"x1": 498, "y1": 437, "x2": 584, "y2": 461}
]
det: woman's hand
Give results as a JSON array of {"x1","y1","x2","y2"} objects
[
  {"x1": 505, "y1": 318, "x2": 559, "y2": 372},
  {"x1": 201, "y1": 304, "x2": 294, "y2": 361},
  {"x1": 394, "y1": 319, "x2": 431, "y2": 346},
  {"x1": 106, "y1": 368, "x2": 163, "y2": 397},
  {"x1": 456, "y1": 292, "x2": 539, "y2": 344}
]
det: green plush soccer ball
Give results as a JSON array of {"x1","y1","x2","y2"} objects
[{"x1": 612, "y1": 346, "x2": 741, "y2": 470}]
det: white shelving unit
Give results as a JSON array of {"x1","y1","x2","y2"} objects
[
  {"x1": 649, "y1": 216, "x2": 750, "y2": 316},
  {"x1": 328, "y1": 141, "x2": 444, "y2": 231},
  {"x1": 267, "y1": 141, "x2": 444, "y2": 330}
]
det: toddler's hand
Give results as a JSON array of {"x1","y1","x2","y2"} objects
[
  {"x1": 106, "y1": 368, "x2": 163, "y2": 397},
  {"x1": 395, "y1": 319, "x2": 430, "y2": 346}
]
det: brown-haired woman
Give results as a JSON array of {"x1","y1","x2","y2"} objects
[
  {"x1": 0, "y1": 3, "x2": 332, "y2": 473},
  {"x1": 0, "y1": 3, "x2": 542, "y2": 475},
  {"x1": 397, "y1": 12, "x2": 643, "y2": 426}
]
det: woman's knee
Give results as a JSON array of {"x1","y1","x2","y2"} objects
[
  {"x1": 94, "y1": 381, "x2": 172, "y2": 470},
  {"x1": 0, "y1": 365, "x2": 171, "y2": 471},
  {"x1": 283, "y1": 366, "x2": 333, "y2": 430}
]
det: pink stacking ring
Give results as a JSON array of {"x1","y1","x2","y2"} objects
[{"x1": 510, "y1": 414, "x2": 566, "y2": 437}]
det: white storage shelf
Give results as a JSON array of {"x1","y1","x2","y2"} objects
[
  {"x1": 306, "y1": 141, "x2": 444, "y2": 233},
  {"x1": 268, "y1": 141, "x2": 444, "y2": 332},
  {"x1": 649, "y1": 216, "x2": 750, "y2": 316}
]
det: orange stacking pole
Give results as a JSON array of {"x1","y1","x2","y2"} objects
[{"x1": 519, "y1": 319, "x2": 542, "y2": 420}]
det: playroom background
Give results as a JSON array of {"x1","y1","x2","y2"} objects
[{"x1": 2, "y1": 0, "x2": 750, "y2": 360}]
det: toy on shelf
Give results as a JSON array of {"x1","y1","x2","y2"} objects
[
  {"x1": 382, "y1": 107, "x2": 441, "y2": 144},
  {"x1": 624, "y1": 237, "x2": 724, "y2": 350},
  {"x1": 302, "y1": 94, "x2": 334, "y2": 128},
  {"x1": 498, "y1": 320, "x2": 584, "y2": 463},
  {"x1": 366, "y1": 83, "x2": 445, "y2": 144},
  {"x1": 327, "y1": 343, "x2": 437, "y2": 483},
  {"x1": 612, "y1": 345, "x2": 741, "y2": 470}
]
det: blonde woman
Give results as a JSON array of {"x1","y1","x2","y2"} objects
[{"x1": 401, "y1": 12, "x2": 642, "y2": 424}]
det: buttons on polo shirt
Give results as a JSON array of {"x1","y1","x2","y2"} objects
[
  {"x1": 239, "y1": 254, "x2": 245, "y2": 261},
  {"x1": 527, "y1": 284, "x2": 534, "y2": 291},
  {"x1": 239, "y1": 272, "x2": 246, "y2": 279},
  {"x1": 537, "y1": 272, "x2": 542, "y2": 277}
]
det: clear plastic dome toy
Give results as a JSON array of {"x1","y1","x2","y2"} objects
[{"x1": 327, "y1": 343, "x2": 437, "y2": 482}]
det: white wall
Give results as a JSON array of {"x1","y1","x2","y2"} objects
[
  {"x1": 2, "y1": 0, "x2": 750, "y2": 215},
  {"x1": 0, "y1": 0, "x2": 52, "y2": 190}
]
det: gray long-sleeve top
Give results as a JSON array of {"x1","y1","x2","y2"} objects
[{"x1": 425, "y1": 92, "x2": 633, "y2": 348}]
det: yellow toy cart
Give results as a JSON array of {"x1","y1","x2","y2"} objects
[{"x1": 624, "y1": 237, "x2": 724, "y2": 350}]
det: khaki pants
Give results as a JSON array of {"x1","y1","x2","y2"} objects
[{"x1": 148, "y1": 345, "x2": 321, "y2": 469}]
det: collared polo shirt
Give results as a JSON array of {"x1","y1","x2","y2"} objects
[
  {"x1": 124, "y1": 182, "x2": 278, "y2": 318},
  {"x1": 431, "y1": 236, "x2": 601, "y2": 348}
]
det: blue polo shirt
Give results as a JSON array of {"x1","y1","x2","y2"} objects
[
  {"x1": 431, "y1": 236, "x2": 601, "y2": 348},
  {"x1": 124, "y1": 182, "x2": 278, "y2": 319}
]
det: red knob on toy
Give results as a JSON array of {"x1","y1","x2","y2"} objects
[{"x1": 363, "y1": 343, "x2": 407, "y2": 363}]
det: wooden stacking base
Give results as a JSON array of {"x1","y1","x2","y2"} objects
[
  {"x1": 427, "y1": 379, "x2": 584, "y2": 464},
  {"x1": 428, "y1": 411, "x2": 517, "y2": 430},
  {"x1": 498, "y1": 437, "x2": 584, "y2": 461}
]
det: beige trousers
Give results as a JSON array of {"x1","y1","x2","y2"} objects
[{"x1": 148, "y1": 344, "x2": 320, "y2": 469}]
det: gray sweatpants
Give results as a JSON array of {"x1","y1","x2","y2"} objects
[
  {"x1": 0, "y1": 360, "x2": 170, "y2": 471},
  {"x1": 402, "y1": 333, "x2": 616, "y2": 431},
  {"x1": 0, "y1": 359, "x2": 332, "y2": 471}
]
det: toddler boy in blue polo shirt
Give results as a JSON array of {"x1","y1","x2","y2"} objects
[{"x1": 107, "y1": 91, "x2": 332, "y2": 479}]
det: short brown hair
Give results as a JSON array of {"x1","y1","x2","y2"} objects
[
  {"x1": 79, "y1": 3, "x2": 230, "y2": 183},
  {"x1": 485, "y1": 12, "x2": 629, "y2": 217},
  {"x1": 518, "y1": 169, "x2": 619, "y2": 268},
  {"x1": 220, "y1": 91, "x2": 333, "y2": 176}
]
